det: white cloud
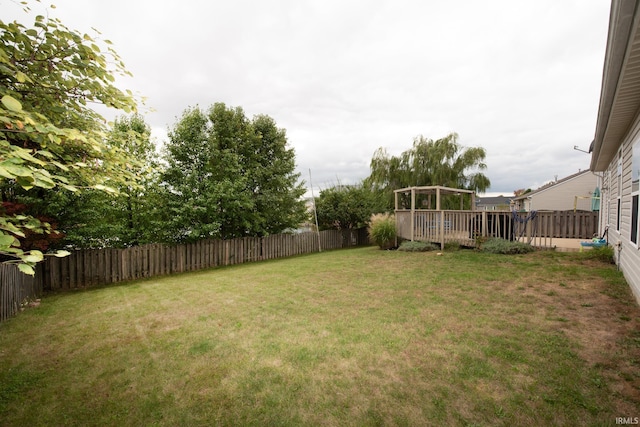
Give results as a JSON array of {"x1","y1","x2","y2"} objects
[{"x1": 4, "y1": 0, "x2": 611, "y2": 195}]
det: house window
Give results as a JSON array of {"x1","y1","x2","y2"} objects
[
  {"x1": 632, "y1": 139, "x2": 640, "y2": 245},
  {"x1": 617, "y1": 150, "x2": 623, "y2": 231},
  {"x1": 618, "y1": 198, "x2": 622, "y2": 231},
  {"x1": 608, "y1": 170, "x2": 613, "y2": 226}
]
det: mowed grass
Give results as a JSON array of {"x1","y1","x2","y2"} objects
[{"x1": 1, "y1": 247, "x2": 639, "y2": 426}]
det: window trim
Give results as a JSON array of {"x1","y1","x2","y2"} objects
[
  {"x1": 617, "y1": 149, "x2": 623, "y2": 232},
  {"x1": 632, "y1": 138, "x2": 640, "y2": 246}
]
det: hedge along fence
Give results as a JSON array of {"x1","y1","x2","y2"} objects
[{"x1": 0, "y1": 228, "x2": 369, "y2": 321}]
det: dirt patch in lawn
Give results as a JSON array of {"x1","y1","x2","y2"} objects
[{"x1": 513, "y1": 257, "x2": 640, "y2": 415}]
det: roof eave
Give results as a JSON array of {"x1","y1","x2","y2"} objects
[{"x1": 591, "y1": 0, "x2": 640, "y2": 172}]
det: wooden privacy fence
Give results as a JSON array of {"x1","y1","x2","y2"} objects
[
  {"x1": 0, "y1": 263, "x2": 44, "y2": 322},
  {"x1": 541, "y1": 210, "x2": 599, "y2": 238},
  {"x1": 42, "y1": 228, "x2": 368, "y2": 291},
  {"x1": 0, "y1": 228, "x2": 368, "y2": 321}
]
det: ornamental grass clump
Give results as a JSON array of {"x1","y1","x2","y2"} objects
[{"x1": 368, "y1": 213, "x2": 396, "y2": 249}]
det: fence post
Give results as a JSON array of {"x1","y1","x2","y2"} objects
[{"x1": 439, "y1": 211, "x2": 444, "y2": 250}]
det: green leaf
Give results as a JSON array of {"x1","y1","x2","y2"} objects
[
  {"x1": 36, "y1": 150, "x2": 55, "y2": 158},
  {"x1": 0, "y1": 222, "x2": 25, "y2": 238},
  {"x1": 0, "y1": 165, "x2": 14, "y2": 179},
  {"x1": 13, "y1": 148, "x2": 46, "y2": 166},
  {"x1": 23, "y1": 252, "x2": 43, "y2": 263},
  {"x1": 93, "y1": 184, "x2": 118, "y2": 194},
  {"x1": 60, "y1": 183, "x2": 79, "y2": 192},
  {"x1": 51, "y1": 161, "x2": 70, "y2": 171},
  {"x1": 16, "y1": 71, "x2": 27, "y2": 83},
  {"x1": 1, "y1": 95, "x2": 22, "y2": 112},
  {"x1": 18, "y1": 263, "x2": 35, "y2": 276},
  {"x1": 16, "y1": 175, "x2": 35, "y2": 190},
  {"x1": 47, "y1": 134, "x2": 61, "y2": 144},
  {"x1": 3, "y1": 247, "x2": 23, "y2": 254},
  {"x1": 0, "y1": 234, "x2": 15, "y2": 247},
  {"x1": 0, "y1": 161, "x2": 31, "y2": 177},
  {"x1": 52, "y1": 250, "x2": 71, "y2": 258},
  {"x1": 33, "y1": 173, "x2": 56, "y2": 189}
]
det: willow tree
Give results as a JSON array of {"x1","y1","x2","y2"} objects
[
  {"x1": 365, "y1": 133, "x2": 490, "y2": 209},
  {"x1": 0, "y1": 4, "x2": 141, "y2": 272}
]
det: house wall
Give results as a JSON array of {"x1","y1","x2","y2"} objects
[
  {"x1": 512, "y1": 197, "x2": 531, "y2": 211},
  {"x1": 529, "y1": 172, "x2": 599, "y2": 211},
  {"x1": 476, "y1": 199, "x2": 511, "y2": 211},
  {"x1": 602, "y1": 118, "x2": 640, "y2": 304}
]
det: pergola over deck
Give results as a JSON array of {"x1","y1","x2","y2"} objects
[
  {"x1": 394, "y1": 186, "x2": 490, "y2": 248},
  {"x1": 394, "y1": 186, "x2": 580, "y2": 249},
  {"x1": 394, "y1": 185, "x2": 476, "y2": 212}
]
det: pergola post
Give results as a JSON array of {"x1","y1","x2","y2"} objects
[
  {"x1": 439, "y1": 210, "x2": 445, "y2": 250},
  {"x1": 410, "y1": 188, "x2": 415, "y2": 241},
  {"x1": 394, "y1": 186, "x2": 478, "y2": 248}
]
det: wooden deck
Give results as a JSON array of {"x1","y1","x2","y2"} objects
[
  {"x1": 396, "y1": 210, "x2": 598, "y2": 249},
  {"x1": 393, "y1": 187, "x2": 598, "y2": 249}
]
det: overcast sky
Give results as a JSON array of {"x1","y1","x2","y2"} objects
[{"x1": 6, "y1": 0, "x2": 611, "y2": 196}]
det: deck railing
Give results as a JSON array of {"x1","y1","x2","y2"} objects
[{"x1": 396, "y1": 210, "x2": 597, "y2": 248}]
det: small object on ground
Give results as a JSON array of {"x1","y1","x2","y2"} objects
[{"x1": 580, "y1": 238, "x2": 606, "y2": 252}]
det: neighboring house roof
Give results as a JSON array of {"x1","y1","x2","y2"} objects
[
  {"x1": 590, "y1": 0, "x2": 640, "y2": 171},
  {"x1": 476, "y1": 196, "x2": 511, "y2": 206},
  {"x1": 511, "y1": 170, "x2": 593, "y2": 201}
]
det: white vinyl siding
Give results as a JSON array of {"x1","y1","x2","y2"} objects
[{"x1": 610, "y1": 120, "x2": 640, "y2": 303}]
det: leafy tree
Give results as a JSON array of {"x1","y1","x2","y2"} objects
[
  {"x1": 514, "y1": 188, "x2": 531, "y2": 197},
  {"x1": 315, "y1": 184, "x2": 384, "y2": 230},
  {"x1": 104, "y1": 114, "x2": 159, "y2": 246},
  {"x1": 36, "y1": 115, "x2": 160, "y2": 248},
  {"x1": 161, "y1": 103, "x2": 306, "y2": 242},
  {"x1": 248, "y1": 114, "x2": 307, "y2": 235},
  {"x1": 0, "y1": 4, "x2": 140, "y2": 272},
  {"x1": 365, "y1": 133, "x2": 490, "y2": 209},
  {"x1": 160, "y1": 106, "x2": 248, "y2": 242}
]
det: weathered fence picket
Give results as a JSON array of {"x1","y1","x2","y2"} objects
[{"x1": 0, "y1": 263, "x2": 44, "y2": 322}]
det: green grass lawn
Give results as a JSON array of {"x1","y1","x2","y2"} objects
[{"x1": 1, "y1": 246, "x2": 639, "y2": 426}]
